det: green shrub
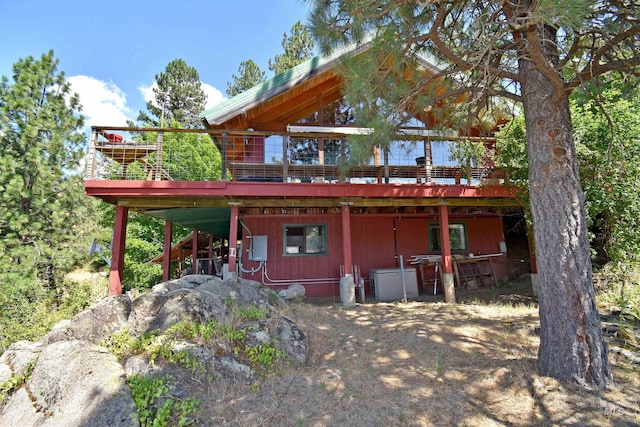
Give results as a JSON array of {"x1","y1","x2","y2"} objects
[{"x1": 128, "y1": 374, "x2": 199, "y2": 427}]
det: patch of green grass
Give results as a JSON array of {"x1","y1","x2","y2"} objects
[{"x1": 236, "y1": 304, "x2": 269, "y2": 321}]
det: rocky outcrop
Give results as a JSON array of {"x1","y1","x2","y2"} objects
[
  {"x1": 0, "y1": 275, "x2": 309, "y2": 427},
  {"x1": 0, "y1": 341, "x2": 135, "y2": 427}
]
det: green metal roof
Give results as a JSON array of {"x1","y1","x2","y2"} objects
[
  {"x1": 144, "y1": 207, "x2": 233, "y2": 237},
  {"x1": 201, "y1": 37, "x2": 443, "y2": 127}
]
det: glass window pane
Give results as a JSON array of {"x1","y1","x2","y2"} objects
[
  {"x1": 284, "y1": 224, "x2": 327, "y2": 256},
  {"x1": 428, "y1": 223, "x2": 467, "y2": 252}
]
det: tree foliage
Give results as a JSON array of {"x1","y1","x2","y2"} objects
[
  {"x1": 269, "y1": 21, "x2": 316, "y2": 75},
  {"x1": 574, "y1": 83, "x2": 640, "y2": 266},
  {"x1": 137, "y1": 59, "x2": 207, "y2": 128},
  {"x1": 113, "y1": 60, "x2": 222, "y2": 290},
  {"x1": 0, "y1": 51, "x2": 98, "y2": 350},
  {"x1": 226, "y1": 60, "x2": 266, "y2": 97},
  {"x1": 0, "y1": 50, "x2": 87, "y2": 288},
  {"x1": 308, "y1": 0, "x2": 640, "y2": 387},
  {"x1": 498, "y1": 79, "x2": 640, "y2": 267}
]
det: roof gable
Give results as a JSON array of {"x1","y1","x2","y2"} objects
[{"x1": 201, "y1": 39, "x2": 442, "y2": 131}]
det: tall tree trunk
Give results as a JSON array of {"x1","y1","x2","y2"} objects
[{"x1": 520, "y1": 59, "x2": 613, "y2": 387}]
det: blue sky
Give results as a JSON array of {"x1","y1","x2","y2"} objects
[{"x1": 0, "y1": 0, "x2": 312, "y2": 128}]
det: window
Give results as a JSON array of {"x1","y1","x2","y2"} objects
[
  {"x1": 284, "y1": 224, "x2": 327, "y2": 256},
  {"x1": 428, "y1": 223, "x2": 468, "y2": 252}
]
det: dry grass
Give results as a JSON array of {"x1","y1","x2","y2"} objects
[{"x1": 196, "y1": 283, "x2": 640, "y2": 427}]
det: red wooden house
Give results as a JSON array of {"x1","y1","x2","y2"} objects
[{"x1": 84, "y1": 41, "x2": 530, "y2": 301}]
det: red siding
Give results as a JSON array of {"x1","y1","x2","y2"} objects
[
  {"x1": 239, "y1": 214, "x2": 343, "y2": 297},
  {"x1": 238, "y1": 213, "x2": 510, "y2": 297},
  {"x1": 351, "y1": 216, "x2": 398, "y2": 274}
]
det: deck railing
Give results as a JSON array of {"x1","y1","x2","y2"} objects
[{"x1": 85, "y1": 126, "x2": 500, "y2": 185}]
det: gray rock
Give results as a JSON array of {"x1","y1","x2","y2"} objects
[
  {"x1": 0, "y1": 340, "x2": 43, "y2": 384},
  {"x1": 216, "y1": 355, "x2": 255, "y2": 384},
  {"x1": 151, "y1": 274, "x2": 211, "y2": 294},
  {"x1": 0, "y1": 340, "x2": 137, "y2": 427},
  {"x1": 127, "y1": 291, "x2": 169, "y2": 335},
  {"x1": 43, "y1": 319, "x2": 73, "y2": 343},
  {"x1": 0, "y1": 275, "x2": 309, "y2": 426},
  {"x1": 242, "y1": 321, "x2": 272, "y2": 348},
  {"x1": 145, "y1": 289, "x2": 208, "y2": 332},
  {"x1": 42, "y1": 295, "x2": 131, "y2": 345},
  {"x1": 277, "y1": 316, "x2": 309, "y2": 365},
  {"x1": 122, "y1": 354, "x2": 155, "y2": 378}
]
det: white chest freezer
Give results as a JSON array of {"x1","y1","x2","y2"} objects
[{"x1": 369, "y1": 268, "x2": 419, "y2": 301}]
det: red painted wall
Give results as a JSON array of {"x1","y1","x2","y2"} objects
[
  {"x1": 239, "y1": 214, "x2": 343, "y2": 297},
  {"x1": 394, "y1": 216, "x2": 508, "y2": 290},
  {"x1": 239, "y1": 213, "x2": 510, "y2": 297}
]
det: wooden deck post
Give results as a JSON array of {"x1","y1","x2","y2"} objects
[
  {"x1": 341, "y1": 204, "x2": 353, "y2": 275},
  {"x1": 208, "y1": 234, "x2": 215, "y2": 275},
  {"x1": 192, "y1": 229, "x2": 199, "y2": 273},
  {"x1": 438, "y1": 204, "x2": 456, "y2": 303},
  {"x1": 227, "y1": 204, "x2": 240, "y2": 278},
  {"x1": 109, "y1": 206, "x2": 129, "y2": 296},
  {"x1": 162, "y1": 221, "x2": 172, "y2": 282},
  {"x1": 221, "y1": 132, "x2": 228, "y2": 180}
]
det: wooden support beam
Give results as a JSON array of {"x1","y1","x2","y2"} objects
[
  {"x1": 341, "y1": 204, "x2": 353, "y2": 276},
  {"x1": 162, "y1": 221, "x2": 172, "y2": 282},
  {"x1": 109, "y1": 206, "x2": 129, "y2": 296},
  {"x1": 208, "y1": 234, "x2": 215, "y2": 275},
  {"x1": 221, "y1": 132, "x2": 228, "y2": 180},
  {"x1": 192, "y1": 229, "x2": 199, "y2": 272},
  {"x1": 227, "y1": 204, "x2": 239, "y2": 277},
  {"x1": 438, "y1": 204, "x2": 456, "y2": 303}
]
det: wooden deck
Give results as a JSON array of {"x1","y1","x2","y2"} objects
[{"x1": 94, "y1": 142, "x2": 157, "y2": 165}]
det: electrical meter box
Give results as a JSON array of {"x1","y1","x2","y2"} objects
[{"x1": 248, "y1": 235, "x2": 268, "y2": 261}]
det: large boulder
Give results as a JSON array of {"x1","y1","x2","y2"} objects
[
  {"x1": 0, "y1": 275, "x2": 309, "y2": 426},
  {"x1": 0, "y1": 340, "x2": 136, "y2": 427},
  {"x1": 42, "y1": 295, "x2": 131, "y2": 344}
]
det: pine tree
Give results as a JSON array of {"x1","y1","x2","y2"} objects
[
  {"x1": 269, "y1": 21, "x2": 315, "y2": 75},
  {"x1": 0, "y1": 51, "x2": 91, "y2": 347},
  {"x1": 308, "y1": 0, "x2": 640, "y2": 388},
  {"x1": 226, "y1": 60, "x2": 266, "y2": 97},
  {"x1": 137, "y1": 59, "x2": 207, "y2": 128}
]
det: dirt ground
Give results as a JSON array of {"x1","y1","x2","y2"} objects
[{"x1": 200, "y1": 280, "x2": 640, "y2": 426}]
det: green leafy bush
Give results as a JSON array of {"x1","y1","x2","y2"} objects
[{"x1": 128, "y1": 374, "x2": 199, "y2": 427}]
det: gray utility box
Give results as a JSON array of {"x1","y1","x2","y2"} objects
[
  {"x1": 248, "y1": 235, "x2": 268, "y2": 261},
  {"x1": 369, "y1": 268, "x2": 419, "y2": 301}
]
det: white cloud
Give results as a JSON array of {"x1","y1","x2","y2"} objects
[
  {"x1": 68, "y1": 76, "x2": 132, "y2": 127},
  {"x1": 139, "y1": 81, "x2": 226, "y2": 111},
  {"x1": 139, "y1": 81, "x2": 157, "y2": 106},
  {"x1": 202, "y1": 83, "x2": 226, "y2": 109}
]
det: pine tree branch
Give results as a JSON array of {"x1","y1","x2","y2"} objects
[
  {"x1": 427, "y1": 5, "x2": 521, "y2": 83},
  {"x1": 524, "y1": 24, "x2": 566, "y2": 102}
]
